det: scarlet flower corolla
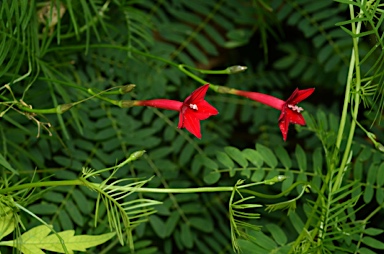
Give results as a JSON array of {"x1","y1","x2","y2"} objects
[
  {"x1": 134, "y1": 84, "x2": 218, "y2": 138},
  {"x1": 234, "y1": 88, "x2": 315, "y2": 141}
]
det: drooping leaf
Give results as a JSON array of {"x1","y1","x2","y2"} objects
[{"x1": 1, "y1": 225, "x2": 115, "y2": 254}]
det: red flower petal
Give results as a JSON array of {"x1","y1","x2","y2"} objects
[
  {"x1": 278, "y1": 118, "x2": 289, "y2": 141},
  {"x1": 135, "y1": 99, "x2": 183, "y2": 111},
  {"x1": 178, "y1": 109, "x2": 184, "y2": 129},
  {"x1": 177, "y1": 84, "x2": 218, "y2": 138},
  {"x1": 287, "y1": 88, "x2": 315, "y2": 105},
  {"x1": 285, "y1": 108, "x2": 306, "y2": 125},
  {"x1": 184, "y1": 84, "x2": 210, "y2": 104},
  {"x1": 193, "y1": 100, "x2": 219, "y2": 120},
  {"x1": 181, "y1": 111, "x2": 202, "y2": 139},
  {"x1": 278, "y1": 106, "x2": 307, "y2": 140}
]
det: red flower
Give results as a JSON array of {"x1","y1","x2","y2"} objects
[
  {"x1": 234, "y1": 88, "x2": 315, "y2": 141},
  {"x1": 135, "y1": 84, "x2": 218, "y2": 138},
  {"x1": 178, "y1": 84, "x2": 219, "y2": 138}
]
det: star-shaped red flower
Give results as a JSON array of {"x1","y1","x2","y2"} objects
[
  {"x1": 134, "y1": 84, "x2": 218, "y2": 138},
  {"x1": 178, "y1": 84, "x2": 219, "y2": 138},
  {"x1": 278, "y1": 88, "x2": 315, "y2": 141},
  {"x1": 233, "y1": 87, "x2": 314, "y2": 141}
]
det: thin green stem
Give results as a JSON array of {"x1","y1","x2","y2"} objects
[
  {"x1": 333, "y1": 4, "x2": 363, "y2": 192},
  {"x1": 177, "y1": 64, "x2": 210, "y2": 86},
  {"x1": 53, "y1": 0, "x2": 111, "y2": 40},
  {"x1": 335, "y1": 49, "x2": 355, "y2": 150},
  {"x1": 45, "y1": 44, "x2": 226, "y2": 92},
  {"x1": 179, "y1": 64, "x2": 247, "y2": 75},
  {"x1": 354, "y1": 203, "x2": 384, "y2": 253},
  {"x1": 0, "y1": 178, "x2": 299, "y2": 199},
  {"x1": 0, "y1": 180, "x2": 83, "y2": 194},
  {"x1": 291, "y1": 3, "x2": 365, "y2": 253},
  {"x1": 14, "y1": 203, "x2": 69, "y2": 254},
  {"x1": 87, "y1": 88, "x2": 122, "y2": 107}
]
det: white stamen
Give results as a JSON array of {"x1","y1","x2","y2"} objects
[
  {"x1": 288, "y1": 104, "x2": 303, "y2": 112},
  {"x1": 189, "y1": 104, "x2": 198, "y2": 110}
]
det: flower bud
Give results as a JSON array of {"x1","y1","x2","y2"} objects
[
  {"x1": 57, "y1": 103, "x2": 73, "y2": 113},
  {"x1": 129, "y1": 150, "x2": 146, "y2": 161},
  {"x1": 120, "y1": 84, "x2": 136, "y2": 94},
  {"x1": 227, "y1": 65, "x2": 247, "y2": 74},
  {"x1": 376, "y1": 143, "x2": 384, "y2": 153},
  {"x1": 265, "y1": 175, "x2": 287, "y2": 185}
]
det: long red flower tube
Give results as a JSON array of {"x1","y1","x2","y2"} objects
[
  {"x1": 234, "y1": 88, "x2": 315, "y2": 141},
  {"x1": 134, "y1": 84, "x2": 218, "y2": 139}
]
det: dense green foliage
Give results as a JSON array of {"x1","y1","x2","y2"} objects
[{"x1": 1, "y1": 0, "x2": 384, "y2": 253}]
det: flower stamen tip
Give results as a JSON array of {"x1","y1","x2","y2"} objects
[
  {"x1": 189, "y1": 104, "x2": 198, "y2": 110},
  {"x1": 288, "y1": 104, "x2": 303, "y2": 112}
]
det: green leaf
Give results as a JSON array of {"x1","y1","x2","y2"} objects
[
  {"x1": 165, "y1": 211, "x2": 180, "y2": 237},
  {"x1": 289, "y1": 212, "x2": 304, "y2": 234},
  {"x1": 0, "y1": 208, "x2": 16, "y2": 240},
  {"x1": 295, "y1": 145, "x2": 307, "y2": 171},
  {"x1": 237, "y1": 239, "x2": 268, "y2": 253},
  {"x1": 252, "y1": 231, "x2": 277, "y2": 250},
  {"x1": 354, "y1": 160, "x2": 363, "y2": 180},
  {"x1": 189, "y1": 217, "x2": 213, "y2": 233},
  {"x1": 274, "y1": 146, "x2": 292, "y2": 169},
  {"x1": 265, "y1": 223, "x2": 287, "y2": 245},
  {"x1": 274, "y1": 55, "x2": 296, "y2": 69},
  {"x1": 358, "y1": 247, "x2": 377, "y2": 254},
  {"x1": 204, "y1": 24, "x2": 225, "y2": 46},
  {"x1": 358, "y1": 147, "x2": 372, "y2": 162},
  {"x1": 150, "y1": 147, "x2": 173, "y2": 160},
  {"x1": 364, "y1": 185, "x2": 374, "y2": 203},
  {"x1": 65, "y1": 200, "x2": 84, "y2": 226},
  {"x1": 149, "y1": 215, "x2": 166, "y2": 239},
  {"x1": 180, "y1": 224, "x2": 193, "y2": 248},
  {"x1": 362, "y1": 236, "x2": 384, "y2": 249},
  {"x1": 224, "y1": 147, "x2": 248, "y2": 168},
  {"x1": 256, "y1": 144, "x2": 277, "y2": 168},
  {"x1": 216, "y1": 151, "x2": 235, "y2": 168},
  {"x1": 376, "y1": 188, "x2": 384, "y2": 204},
  {"x1": 364, "y1": 228, "x2": 384, "y2": 236},
  {"x1": 242, "y1": 149, "x2": 263, "y2": 167},
  {"x1": 1, "y1": 225, "x2": 115, "y2": 254},
  {"x1": 251, "y1": 169, "x2": 265, "y2": 182},
  {"x1": 29, "y1": 204, "x2": 58, "y2": 215},
  {"x1": 289, "y1": 60, "x2": 307, "y2": 78},
  {"x1": 72, "y1": 189, "x2": 91, "y2": 214},
  {"x1": 0, "y1": 153, "x2": 18, "y2": 175},
  {"x1": 377, "y1": 162, "x2": 384, "y2": 186},
  {"x1": 179, "y1": 143, "x2": 194, "y2": 166},
  {"x1": 185, "y1": 43, "x2": 208, "y2": 64},
  {"x1": 203, "y1": 168, "x2": 221, "y2": 184},
  {"x1": 282, "y1": 171, "x2": 294, "y2": 192},
  {"x1": 43, "y1": 192, "x2": 65, "y2": 203},
  {"x1": 58, "y1": 210, "x2": 73, "y2": 231},
  {"x1": 191, "y1": 156, "x2": 202, "y2": 176},
  {"x1": 200, "y1": 156, "x2": 218, "y2": 170}
]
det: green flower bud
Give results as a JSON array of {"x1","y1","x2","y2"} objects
[
  {"x1": 120, "y1": 84, "x2": 136, "y2": 94},
  {"x1": 265, "y1": 175, "x2": 287, "y2": 185},
  {"x1": 129, "y1": 150, "x2": 146, "y2": 161},
  {"x1": 57, "y1": 103, "x2": 73, "y2": 114},
  {"x1": 227, "y1": 65, "x2": 247, "y2": 74}
]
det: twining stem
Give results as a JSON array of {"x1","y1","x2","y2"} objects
[
  {"x1": 335, "y1": 48, "x2": 355, "y2": 150},
  {"x1": 290, "y1": 4, "x2": 363, "y2": 252},
  {"x1": 3, "y1": 44, "x2": 247, "y2": 115},
  {"x1": 333, "y1": 4, "x2": 363, "y2": 192},
  {"x1": 0, "y1": 177, "x2": 306, "y2": 199}
]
